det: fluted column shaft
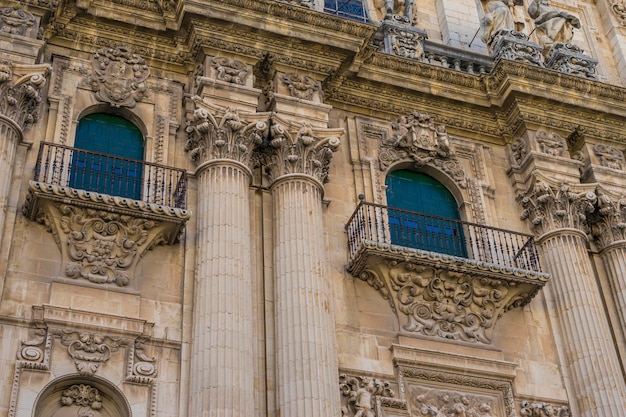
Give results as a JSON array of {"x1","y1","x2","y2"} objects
[
  {"x1": 539, "y1": 229, "x2": 626, "y2": 417},
  {"x1": 600, "y1": 243, "x2": 626, "y2": 344},
  {"x1": 0, "y1": 118, "x2": 20, "y2": 245},
  {"x1": 190, "y1": 160, "x2": 254, "y2": 417},
  {"x1": 271, "y1": 174, "x2": 339, "y2": 417}
]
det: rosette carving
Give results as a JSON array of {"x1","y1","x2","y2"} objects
[
  {"x1": 379, "y1": 111, "x2": 466, "y2": 188},
  {"x1": 339, "y1": 374, "x2": 394, "y2": 417},
  {"x1": 185, "y1": 101, "x2": 268, "y2": 169},
  {"x1": 87, "y1": 45, "x2": 150, "y2": 108},
  {"x1": 0, "y1": 61, "x2": 50, "y2": 130},
  {"x1": 587, "y1": 189, "x2": 626, "y2": 250},
  {"x1": 61, "y1": 384, "x2": 102, "y2": 409},
  {"x1": 260, "y1": 120, "x2": 341, "y2": 184},
  {"x1": 518, "y1": 175, "x2": 596, "y2": 237}
]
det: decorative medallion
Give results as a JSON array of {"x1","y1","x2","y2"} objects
[
  {"x1": 87, "y1": 45, "x2": 150, "y2": 108},
  {"x1": 281, "y1": 73, "x2": 321, "y2": 100},
  {"x1": 211, "y1": 57, "x2": 249, "y2": 85}
]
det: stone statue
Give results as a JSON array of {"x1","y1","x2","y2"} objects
[
  {"x1": 528, "y1": 0, "x2": 581, "y2": 51},
  {"x1": 480, "y1": 1, "x2": 515, "y2": 46},
  {"x1": 374, "y1": 0, "x2": 415, "y2": 24}
]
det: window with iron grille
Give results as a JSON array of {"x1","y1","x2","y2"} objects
[{"x1": 324, "y1": 0, "x2": 369, "y2": 22}]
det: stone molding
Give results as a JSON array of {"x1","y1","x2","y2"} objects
[
  {"x1": 23, "y1": 181, "x2": 190, "y2": 287},
  {"x1": 378, "y1": 111, "x2": 466, "y2": 188},
  {"x1": 348, "y1": 243, "x2": 548, "y2": 344},
  {"x1": 86, "y1": 45, "x2": 150, "y2": 108},
  {"x1": 0, "y1": 61, "x2": 50, "y2": 132}
]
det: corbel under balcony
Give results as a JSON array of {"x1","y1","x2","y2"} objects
[
  {"x1": 22, "y1": 142, "x2": 191, "y2": 287},
  {"x1": 346, "y1": 201, "x2": 549, "y2": 344}
]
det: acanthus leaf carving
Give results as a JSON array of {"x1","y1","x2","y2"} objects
[
  {"x1": 185, "y1": 101, "x2": 268, "y2": 169},
  {"x1": 379, "y1": 111, "x2": 466, "y2": 188},
  {"x1": 61, "y1": 384, "x2": 103, "y2": 409},
  {"x1": 58, "y1": 331, "x2": 121, "y2": 376},
  {"x1": 588, "y1": 189, "x2": 626, "y2": 251},
  {"x1": 518, "y1": 175, "x2": 596, "y2": 237},
  {"x1": 339, "y1": 374, "x2": 395, "y2": 417},
  {"x1": 0, "y1": 61, "x2": 51, "y2": 130},
  {"x1": 87, "y1": 45, "x2": 150, "y2": 108},
  {"x1": 211, "y1": 57, "x2": 249, "y2": 85}
]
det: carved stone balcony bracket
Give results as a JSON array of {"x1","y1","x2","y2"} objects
[
  {"x1": 23, "y1": 181, "x2": 191, "y2": 286},
  {"x1": 347, "y1": 241, "x2": 549, "y2": 344},
  {"x1": 490, "y1": 29, "x2": 545, "y2": 67},
  {"x1": 546, "y1": 43, "x2": 598, "y2": 79}
]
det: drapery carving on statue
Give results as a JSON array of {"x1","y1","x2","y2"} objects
[
  {"x1": 259, "y1": 119, "x2": 341, "y2": 184},
  {"x1": 211, "y1": 57, "x2": 249, "y2": 85},
  {"x1": 587, "y1": 189, "x2": 626, "y2": 251},
  {"x1": 517, "y1": 176, "x2": 596, "y2": 236},
  {"x1": 185, "y1": 101, "x2": 268, "y2": 169},
  {"x1": 281, "y1": 73, "x2": 321, "y2": 100},
  {"x1": 520, "y1": 400, "x2": 571, "y2": 417},
  {"x1": 339, "y1": 374, "x2": 394, "y2": 417},
  {"x1": 527, "y1": 0, "x2": 580, "y2": 54},
  {"x1": 480, "y1": 1, "x2": 515, "y2": 48},
  {"x1": 535, "y1": 130, "x2": 566, "y2": 157},
  {"x1": 55, "y1": 205, "x2": 164, "y2": 286},
  {"x1": 0, "y1": 60, "x2": 50, "y2": 129},
  {"x1": 58, "y1": 331, "x2": 121, "y2": 375},
  {"x1": 410, "y1": 386, "x2": 499, "y2": 417},
  {"x1": 373, "y1": 0, "x2": 415, "y2": 24},
  {"x1": 360, "y1": 260, "x2": 538, "y2": 344},
  {"x1": 0, "y1": 7, "x2": 36, "y2": 36},
  {"x1": 86, "y1": 45, "x2": 150, "y2": 108},
  {"x1": 594, "y1": 143, "x2": 625, "y2": 171},
  {"x1": 379, "y1": 112, "x2": 466, "y2": 188}
]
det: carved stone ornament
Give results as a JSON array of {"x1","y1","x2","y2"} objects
[
  {"x1": 613, "y1": 1, "x2": 626, "y2": 24},
  {"x1": 593, "y1": 143, "x2": 625, "y2": 170},
  {"x1": 410, "y1": 386, "x2": 499, "y2": 417},
  {"x1": 0, "y1": 7, "x2": 36, "y2": 36},
  {"x1": 517, "y1": 175, "x2": 596, "y2": 237},
  {"x1": 61, "y1": 384, "x2": 103, "y2": 409},
  {"x1": 587, "y1": 189, "x2": 626, "y2": 251},
  {"x1": 58, "y1": 331, "x2": 121, "y2": 375},
  {"x1": 127, "y1": 339, "x2": 158, "y2": 383},
  {"x1": 490, "y1": 29, "x2": 545, "y2": 67},
  {"x1": 17, "y1": 328, "x2": 51, "y2": 370},
  {"x1": 281, "y1": 73, "x2": 320, "y2": 100},
  {"x1": 185, "y1": 100, "x2": 269, "y2": 169},
  {"x1": 211, "y1": 56, "x2": 249, "y2": 85},
  {"x1": 275, "y1": 0, "x2": 314, "y2": 8},
  {"x1": 87, "y1": 45, "x2": 150, "y2": 108},
  {"x1": 545, "y1": 43, "x2": 598, "y2": 79},
  {"x1": 520, "y1": 400, "x2": 571, "y2": 417},
  {"x1": 535, "y1": 130, "x2": 565, "y2": 157},
  {"x1": 381, "y1": 23, "x2": 427, "y2": 60},
  {"x1": 379, "y1": 111, "x2": 466, "y2": 188},
  {"x1": 0, "y1": 61, "x2": 50, "y2": 130},
  {"x1": 259, "y1": 120, "x2": 342, "y2": 184},
  {"x1": 509, "y1": 137, "x2": 528, "y2": 167},
  {"x1": 339, "y1": 374, "x2": 394, "y2": 417}
]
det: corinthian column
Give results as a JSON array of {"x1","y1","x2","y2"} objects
[
  {"x1": 518, "y1": 176, "x2": 626, "y2": 417},
  {"x1": 265, "y1": 121, "x2": 342, "y2": 417},
  {"x1": 185, "y1": 102, "x2": 268, "y2": 417},
  {"x1": 0, "y1": 62, "x2": 49, "y2": 248}
]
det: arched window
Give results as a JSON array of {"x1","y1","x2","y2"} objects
[
  {"x1": 385, "y1": 170, "x2": 466, "y2": 257},
  {"x1": 70, "y1": 113, "x2": 144, "y2": 200}
]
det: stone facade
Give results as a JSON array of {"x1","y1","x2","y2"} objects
[{"x1": 0, "y1": 1, "x2": 625, "y2": 417}]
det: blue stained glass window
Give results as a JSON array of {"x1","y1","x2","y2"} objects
[{"x1": 324, "y1": 0, "x2": 369, "y2": 22}]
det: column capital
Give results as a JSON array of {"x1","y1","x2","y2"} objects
[
  {"x1": 588, "y1": 188, "x2": 626, "y2": 251},
  {"x1": 0, "y1": 60, "x2": 51, "y2": 133},
  {"x1": 261, "y1": 116, "x2": 342, "y2": 186},
  {"x1": 185, "y1": 97, "x2": 270, "y2": 171},
  {"x1": 517, "y1": 173, "x2": 596, "y2": 238}
]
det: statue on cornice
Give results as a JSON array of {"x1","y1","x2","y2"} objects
[
  {"x1": 480, "y1": 0, "x2": 515, "y2": 47},
  {"x1": 374, "y1": 0, "x2": 415, "y2": 24},
  {"x1": 528, "y1": 0, "x2": 580, "y2": 52}
]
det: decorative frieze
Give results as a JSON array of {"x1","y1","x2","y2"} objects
[
  {"x1": 0, "y1": 7, "x2": 36, "y2": 36},
  {"x1": 378, "y1": 111, "x2": 466, "y2": 188},
  {"x1": 87, "y1": 45, "x2": 150, "y2": 108},
  {"x1": 339, "y1": 374, "x2": 395, "y2": 417},
  {"x1": 211, "y1": 56, "x2": 249, "y2": 85},
  {"x1": 281, "y1": 73, "x2": 321, "y2": 100},
  {"x1": 520, "y1": 400, "x2": 571, "y2": 417},
  {"x1": 593, "y1": 143, "x2": 625, "y2": 170}
]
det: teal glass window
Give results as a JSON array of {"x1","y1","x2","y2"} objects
[
  {"x1": 324, "y1": 0, "x2": 369, "y2": 22},
  {"x1": 70, "y1": 114, "x2": 144, "y2": 200},
  {"x1": 385, "y1": 170, "x2": 467, "y2": 257}
]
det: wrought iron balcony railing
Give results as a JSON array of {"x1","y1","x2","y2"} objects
[
  {"x1": 346, "y1": 200, "x2": 541, "y2": 273},
  {"x1": 33, "y1": 142, "x2": 187, "y2": 209}
]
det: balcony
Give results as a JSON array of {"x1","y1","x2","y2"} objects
[
  {"x1": 23, "y1": 142, "x2": 191, "y2": 287},
  {"x1": 345, "y1": 201, "x2": 549, "y2": 344}
]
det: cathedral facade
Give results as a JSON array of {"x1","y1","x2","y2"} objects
[{"x1": 0, "y1": 0, "x2": 625, "y2": 416}]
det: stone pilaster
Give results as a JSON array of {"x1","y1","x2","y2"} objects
[
  {"x1": 518, "y1": 176, "x2": 626, "y2": 417},
  {"x1": 185, "y1": 101, "x2": 268, "y2": 417},
  {"x1": 265, "y1": 120, "x2": 341, "y2": 417},
  {"x1": 0, "y1": 62, "x2": 49, "y2": 249}
]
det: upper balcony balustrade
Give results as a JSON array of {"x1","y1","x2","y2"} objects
[
  {"x1": 345, "y1": 200, "x2": 549, "y2": 344},
  {"x1": 23, "y1": 142, "x2": 191, "y2": 287}
]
